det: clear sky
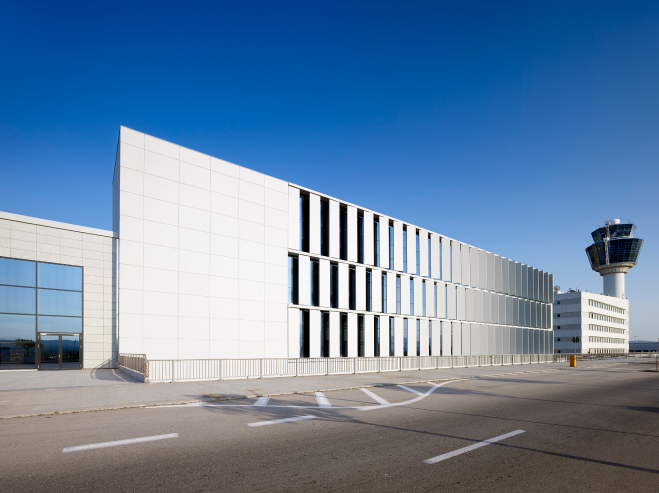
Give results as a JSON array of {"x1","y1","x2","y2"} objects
[{"x1": 1, "y1": 1, "x2": 657, "y2": 339}]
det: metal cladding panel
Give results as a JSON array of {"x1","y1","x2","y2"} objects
[
  {"x1": 481, "y1": 325, "x2": 489, "y2": 355},
  {"x1": 457, "y1": 286, "x2": 466, "y2": 321},
  {"x1": 363, "y1": 211, "x2": 374, "y2": 265},
  {"x1": 462, "y1": 323, "x2": 471, "y2": 355},
  {"x1": 356, "y1": 266, "x2": 366, "y2": 311},
  {"x1": 539, "y1": 329, "x2": 545, "y2": 354},
  {"x1": 394, "y1": 221, "x2": 403, "y2": 272},
  {"x1": 534, "y1": 329, "x2": 540, "y2": 354},
  {"x1": 329, "y1": 200, "x2": 340, "y2": 259},
  {"x1": 508, "y1": 259, "x2": 515, "y2": 296},
  {"x1": 479, "y1": 249, "x2": 488, "y2": 289},
  {"x1": 414, "y1": 277, "x2": 424, "y2": 317},
  {"x1": 543, "y1": 272, "x2": 549, "y2": 303},
  {"x1": 425, "y1": 280, "x2": 435, "y2": 318},
  {"x1": 502, "y1": 257, "x2": 509, "y2": 295},
  {"x1": 447, "y1": 285, "x2": 457, "y2": 320},
  {"x1": 310, "y1": 309, "x2": 321, "y2": 357},
  {"x1": 452, "y1": 241, "x2": 462, "y2": 284},
  {"x1": 494, "y1": 255, "x2": 503, "y2": 293},
  {"x1": 474, "y1": 289, "x2": 483, "y2": 323},
  {"x1": 407, "y1": 227, "x2": 417, "y2": 275},
  {"x1": 512, "y1": 297, "x2": 519, "y2": 326},
  {"x1": 329, "y1": 311, "x2": 340, "y2": 357},
  {"x1": 338, "y1": 262, "x2": 349, "y2": 309},
  {"x1": 394, "y1": 317, "x2": 405, "y2": 356},
  {"x1": 288, "y1": 187, "x2": 300, "y2": 249},
  {"x1": 430, "y1": 234, "x2": 441, "y2": 279},
  {"x1": 441, "y1": 238, "x2": 451, "y2": 282},
  {"x1": 499, "y1": 295, "x2": 506, "y2": 326},
  {"x1": 364, "y1": 314, "x2": 375, "y2": 357},
  {"x1": 379, "y1": 216, "x2": 389, "y2": 270},
  {"x1": 540, "y1": 303, "x2": 545, "y2": 329},
  {"x1": 386, "y1": 271, "x2": 397, "y2": 314},
  {"x1": 437, "y1": 282, "x2": 447, "y2": 319},
  {"x1": 288, "y1": 307, "x2": 299, "y2": 357},
  {"x1": 528, "y1": 267, "x2": 535, "y2": 301},
  {"x1": 515, "y1": 262, "x2": 522, "y2": 297},
  {"x1": 309, "y1": 193, "x2": 321, "y2": 255},
  {"x1": 494, "y1": 325, "x2": 501, "y2": 354},
  {"x1": 505, "y1": 296, "x2": 512, "y2": 325},
  {"x1": 549, "y1": 274, "x2": 554, "y2": 303},
  {"x1": 347, "y1": 313, "x2": 358, "y2": 357},
  {"x1": 531, "y1": 301, "x2": 537, "y2": 328},
  {"x1": 419, "y1": 230, "x2": 429, "y2": 278},
  {"x1": 509, "y1": 326, "x2": 516, "y2": 354},
  {"x1": 491, "y1": 293, "x2": 499, "y2": 324},
  {"x1": 431, "y1": 320, "x2": 441, "y2": 355},
  {"x1": 401, "y1": 275, "x2": 411, "y2": 316},
  {"x1": 523, "y1": 328, "x2": 529, "y2": 354},
  {"x1": 470, "y1": 247, "x2": 479, "y2": 288},
  {"x1": 380, "y1": 315, "x2": 390, "y2": 357},
  {"x1": 521, "y1": 264, "x2": 528, "y2": 299},
  {"x1": 482, "y1": 290, "x2": 491, "y2": 323},
  {"x1": 452, "y1": 322, "x2": 462, "y2": 355},
  {"x1": 538, "y1": 270, "x2": 544, "y2": 303},
  {"x1": 347, "y1": 206, "x2": 357, "y2": 262},
  {"x1": 466, "y1": 288, "x2": 475, "y2": 321},
  {"x1": 461, "y1": 244, "x2": 470, "y2": 286},
  {"x1": 470, "y1": 324, "x2": 478, "y2": 355},
  {"x1": 440, "y1": 320, "x2": 450, "y2": 356},
  {"x1": 533, "y1": 268, "x2": 539, "y2": 302},
  {"x1": 517, "y1": 327, "x2": 524, "y2": 355},
  {"x1": 298, "y1": 255, "x2": 311, "y2": 306},
  {"x1": 487, "y1": 252, "x2": 495, "y2": 291},
  {"x1": 408, "y1": 318, "x2": 417, "y2": 356},
  {"x1": 503, "y1": 326, "x2": 511, "y2": 354},
  {"x1": 420, "y1": 319, "x2": 430, "y2": 356},
  {"x1": 319, "y1": 259, "x2": 330, "y2": 307},
  {"x1": 372, "y1": 268, "x2": 382, "y2": 313},
  {"x1": 525, "y1": 300, "x2": 531, "y2": 328}
]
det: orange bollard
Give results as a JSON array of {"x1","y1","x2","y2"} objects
[{"x1": 570, "y1": 355, "x2": 577, "y2": 367}]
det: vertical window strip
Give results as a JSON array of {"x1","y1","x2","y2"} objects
[
  {"x1": 374, "y1": 219, "x2": 380, "y2": 267},
  {"x1": 403, "y1": 319, "x2": 408, "y2": 356},
  {"x1": 403, "y1": 228, "x2": 408, "y2": 273},
  {"x1": 389, "y1": 224, "x2": 394, "y2": 270},
  {"x1": 416, "y1": 231, "x2": 420, "y2": 275},
  {"x1": 416, "y1": 319, "x2": 420, "y2": 356},
  {"x1": 382, "y1": 274, "x2": 387, "y2": 313}
]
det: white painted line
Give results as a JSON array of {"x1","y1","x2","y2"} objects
[
  {"x1": 62, "y1": 433, "x2": 179, "y2": 453},
  {"x1": 248, "y1": 415, "x2": 317, "y2": 427},
  {"x1": 398, "y1": 385, "x2": 423, "y2": 396},
  {"x1": 314, "y1": 392, "x2": 332, "y2": 407},
  {"x1": 424, "y1": 430, "x2": 526, "y2": 464},
  {"x1": 254, "y1": 397, "x2": 270, "y2": 406},
  {"x1": 360, "y1": 388, "x2": 390, "y2": 405}
]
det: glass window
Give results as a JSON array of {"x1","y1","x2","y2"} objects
[
  {"x1": 0, "y1": 286, "x2": 36, "y2": 314},
  {"x1": 37, "y1": 290, "x2": 82, "y2": 317},
  {"x1": 389, "y1": 224, "x2": 394, "y2": 270},
  {"x1": 349, "y1": 268, "x2": 356, "y2": 310},
  {"x1": 38, "y1": 316, "x2": 83, "y2": 333},
  {"x1": 340, "y1": 313, "x2": 348, "y2": 357},
  {"x1": 0, "y1": 314, "x2": 36, "y2": 369},
  {"x1": 358, "y1": 315, "x2": 365, "y2": 357},
  {"x1": 389, "y1": 317, "x2": 395, "y2": 356},
  {"x1": 320, "y1": 201, "x2": 329, "y2": 257},
  {"x1": 330, "y1": 264, "x2": 338, "y2": 308},
  {"x1": 373, "y1": 219, "x2": 380, "y2": 267},
  {"x1": 37, "y1": 263, "x2": 82, "y2": 291},
  {"x1": 403, "y1": 319, "x2": 408, "y2": 356},
  {"x1": 288, "y1": 256, "x2": 299, "y2": 304},
  {"x1": 416, "y1": 319, "x2": 420, "y2": 356},
  {"x1": 310, "y1": 260, "x2": 319, "y2": 306},
  {"x1": 374, "y1": 316, "x2": 380, "y2": 357},
  {"x1": 382, "y1": 274, "x2": 387, "y2": 313},
  {"x1": 358, "y1": 213, "x2": 364, "y2": 264},
  {"x1": 321, "y1": 312, "x2": 330, "y2": 357},
  {"x1": 299, "y1": 195, "x2": 309, "y2": 252},
  {"x1": 396, "y1": 277, "x2": 401, "y2": 314},
  {"x1": 403, "y1": 228, "x2": 408, "y2": 273},
  {"x1": 340, "y1": 207, "x2": 348, "y2": 260},
  {"x1": 0, "y1": 258, "x2": 36, "y2": 287},
  {"x1": 366, "y1": 271, "x2": 372, "y2": 312},
  {"x1": 299, "y1": 310, "x2": 310, "y2": 358}
]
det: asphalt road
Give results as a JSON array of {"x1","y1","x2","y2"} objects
[{"x1": 2, "y1": 361, "x2": 658, "y2": 492}]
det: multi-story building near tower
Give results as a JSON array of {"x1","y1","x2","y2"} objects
[
  {"x1": 0, "y1": 126, "x2": 555, "y2": 371},
  {"x1": 553, "y1": 220, "x2": 642, "y2": 354}
]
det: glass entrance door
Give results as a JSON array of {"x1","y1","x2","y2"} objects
[{"x1": 38, "y1": 334, "x2": 81, "y2": 370}]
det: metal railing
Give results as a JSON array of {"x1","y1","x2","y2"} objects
[{"x1": 124, "y1": 353, "x2": 561, "y2": 383}]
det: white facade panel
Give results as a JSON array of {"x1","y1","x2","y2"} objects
[
  {"x1": 394, "y1": 317, "x2": 405, "y2": 356},
  {"x1": 462, "y1": 323, "x2": 471, "y2": 355},
  {"x1": 483, "y1": 290, "x2": 491, "y2": 323},
  {"x1": 419, "y1": 230, "x2": 429, "y2": 278},
  {"x1": 288, "y1": 307, "x2": 299, "y2": 357},
  {"x1": 502, "y1": 257, "x2": 510, "y2": 295},
  {"x1": 494, "y1": 255, "x2": 502, "y2": 293},
  {"x1": 338, "y1": 262, "x2": 349, "y2": 309},
  {"x1": 420, "y1": 319, "x2": 429, "y2": 356},
  {"x1": 457, "y1": 286, "x2": 466, "y2": 321},
  {"x1": 408, "y1": 319, "x2": 417, "y2": 356},
  {"x1": 461, "y1": 243, "x2": 470, "y2": 286},
  {"x1": 479, "y1": 249, "x2": 488, "y2": 290},
  {"x1": 401, "y1": 274, "x2": 411, "y2": 316},
  {"x1": 441, "y1": 238, "x2": 451, "y2": 282},
  {"x1": 452, "y1": 241, "x2": 462, "y2": 284},
  {"x1": 431, "y1": 320, "x2": 441, "y2": 356},
  {"x1": 426, "y1": 280, "x2": 435, "y2": 319},
  {"x1": 379, "y1": 216, "x2": 390, "y2": 270},
  {"x1": 288, "y1": 187, "x2": 299, "y2": 250},
  {"x1": 452, "y1": 322, "x2": 462, "y2": 355},
  {"x1": 329, "y1": 311, "x2": 340, "y2": 357},
  {"x1": 407, "y1": 227, "x2": 417, "y2": 275},
  {"x1": 447, "y1": 285, "x2": 457, "y2": 320},
  {"x1": 372, "y1": 268, "x2": 382, "y2": 313},
  {"x1": 430, "y1": 233, "x2": 440, "y2": 279},
  {"x1": 441, "y1": 321, "x2": 450, "y2": 355},
  {"x1": 348, "y1": 313, "x2": 358, "y2": 357},
  {"x1": 310, "y1": 310, "x2": 321, "y2": 358},
  {"x1": 436, "y1": 282, "x2": 447, "y2": 319},
  {"x1": 466, "y1": 287, "x2": 475, "y2": 322},
  {"x1": 487, "y1": 252, "x2": 495, "y2": 291},
  {"x1": 347, "y1": 206, "x2": 357, "y2": 262},
  {"x1": 319, "y1": 259, "x2": 330, "y2": 308},
  {"x1": 393, "y1": 221, "x2": 403, "y2": 271},
  {"x1": 414, "y1": 277, "x2": 424, "y2": 317},
  {"x1": 386, "y1": 271, "x2": 397, "y2": 314},
  {"x1": 470, "y1": 247, "x2": 479, "y2": 288},
  {"x1": 474, "y1": 289, "x2": 483, "y2": 323},
  {"x1": 356, "y1": 266, "x2": 366, "y2": 311},
  {"x1": 309, "y1": 193, "x2": 320, "y2": 255}
]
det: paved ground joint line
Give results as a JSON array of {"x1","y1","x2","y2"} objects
[
  {"x1": 63, "y1": 433, "x2": 179, "y2": 453},
  {"x1": 248, "y1": 415, "x2": 317, "y2": 427},
  {"x1": 424, "y1": 430, "x2": 526, "y2": 464}
]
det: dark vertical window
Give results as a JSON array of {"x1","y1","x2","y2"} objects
[
  {"x1": 389, "y1": 317, "x2": 395, "y2": 356},
  {"x1": 320, "y1": 201, "x2": 329, "y2": 257},
  {"x1": 382, "y1": 274, "x2": 387, "y2": 313},
  {"x1": 366, "y1": 270, "x2": 372, "y2": 312},
  {"x1": 396, "y1": 276, "x2": 401, "y2": 314},
  {"x1": 330, "y1": 264, "x2": 338, "y2": 308},
  {"x1": 410, "y1": 279, "x2": 414, "y2": 315},
  {"x1": 429, "y1": 321, "x2": 432, "y2": 355},
  {"x1": 422, "y1": 281, "x2": 426, "y2": 317},
  {"x1": 415, "y1": 231, "x2": 420, "y2": 275},
  {"x1": 349, "y1": 267, "x2": 356, "y2": 310},
  {"x1": 321, "y1": 312, "x2": 330, "y2": 357},
  {"x1": 374, "y1": 316, "x2": 380, "y2": 357},
  {"x1": 403, "y1": 319, "x2": 408, "y2": 356},
  {"x1": 416, "y1": 319, "x2": 420, "y2": 356},
  {"x1": 300, "y1": 310, "x2": 310, "y2": 358},
  {"x1": 358, "y1": 315, "x2": 364, "y2": 357},
  {"x1": 373, "y1": 219, "x2": 380, "y2": 267},
  {"x1": 357, "y1": 212, "x2": 364, "y2": 264},
  {"x1": 403, "y1": 227, "x2": 408, "y2": 273},
  {"x1": 310, "y1": 260, "x2": 319, "y2": 306},
  {"x1": 428, "y1": 237, "x2": 431, "y2": 278},
  {"x1": 389, "y1": 223, "x2": 394, "y2": 270},
  {"x1": 340, "y1": 206, "x2": 347, "y2": 260},
  {"x1": 300, "y1": 195, "x2": 309, "y2": 252},
  {"x1": 340, "y1": 313, "x2": 348, "y2": 357},
  {"x1": 288, "y1": 256, "x2": 298, "y2": 304}
]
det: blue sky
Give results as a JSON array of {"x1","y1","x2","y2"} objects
[{"x1": 1, "y1": 1, "x2": 657, "y2": 339}]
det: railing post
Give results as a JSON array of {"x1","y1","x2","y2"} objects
[
  {"x1": 218, "y1": 359, "x2": 222, "y2": 381},
  {"x1": 171, "y1": 359, "x2": 175, "y2": 383},
  {"x1": 259, "y1": 359, "x2": 262, "y2": 379},
  {"x1": 353, "y1": 358, "x2": 356, "y2": 374}
]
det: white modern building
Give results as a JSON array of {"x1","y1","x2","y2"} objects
[
  {"x1": 552, "y1": 219, "x2": 643, "y2": 354},
  {"x1": 0, "y1": 126, "x2": 555, "y2": 371}
]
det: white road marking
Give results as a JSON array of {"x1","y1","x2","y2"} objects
[
  {"x1": 254, "y1": 397, "x2": 270, "y2": 406},
  {"x1": 424, "y1": 430, "x2": 526, "y2": 464},
  {"x1": 62, "y1": 433, "x2": 179, "y2": 453},
  {"x1": 314, "y1": 392, "x2": 332, "y2": 407},
  {"x1": 398, "y1": 384, "x2": 423, "y2": 396},
  {"x1": 248, "y1": 415, "x2": 317, "y2": 427},
  {"x1": 360, "y1": 388, "x2": 390, "y2": 405}
]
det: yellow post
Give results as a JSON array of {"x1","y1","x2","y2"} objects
[{"x1": 570, "y1": 355, "x2": 577, "y2": 367}]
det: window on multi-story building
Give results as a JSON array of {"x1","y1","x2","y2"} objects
[
  {"x1": 382, "y1": 273, "x2": 387, "y2": 313},
  {"x1": 403, "y1": 227, "x2": 408, "y2": 273},
  {"x1": 320, "y1": 200, "x2": 329, "y2": 257},
  {"x1": 288, "y1": 255, "x2": 298, "y2": 304},
  {"x1": 416, "y1": 319, "x2": 420, "y2": 356},
  {"x1": 310, "y1": 260, "x2": 319, "y2": 306},
  {"x1": 358, "y1": 314, "x2": 365, "y2": 357},
  {"x1": 340, "y1": 206, "x2": 347, "y2": 261},
  {"x1": 389, "y1": 223, "x2": 394, "y2": 270},
  {"x1": 389, "y1": 317, "x2": 395, "y2": 356},
  {"x1": 410, "y1": 279, "x2": 414, "y2": 315},
  {"x1": 300, "y1": 309, "x2": 310, "y2": 358},
  {"x1": 416, "y1": 231, "x2": 420, "y2": 275},
  {"x1": 374, "y1": 218, "x2": 380, "y2": 267},
  {"x1": 321, "y1": 311, "x2": 330, "y2": 357},
  {"x1": 349, "y1": 267, "x2": 356, "y2": 310},
  {"x1": 330, "y1": 264, "x2": 338, "y2": 308},
  {"x1": 366, "y1": 270, "x2": 372, "y2": 312},
  {"x1": 374, "y1": 316, "x2": 380, "y2": 357},
  {"x1": 396, "y1": 276, "x2": 401, "y2": 314},
  {"x1": 300, "y1": 195, "x2": 309, "y2": 252},
  {"x1": 340, "y1": 313, "x2": 348, "y2": 357},
  {"x1": 403, "y1": 319, "x2": 408, "y2": 356},
  {"x1": 357, "y1": 212, "x2": 364, "y2": 264}
]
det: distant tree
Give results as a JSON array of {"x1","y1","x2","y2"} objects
[{"x1": 14, "y1": 339, "x2": 35, "y2": 356}]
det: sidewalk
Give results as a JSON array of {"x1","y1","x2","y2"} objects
[{"x1": 0, "y1": 360, "x2": 636, "y2": 419}]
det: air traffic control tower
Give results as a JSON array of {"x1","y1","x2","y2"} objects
[{"x1": 586, "y1": 219, "x2": 643, "y2": 298}]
